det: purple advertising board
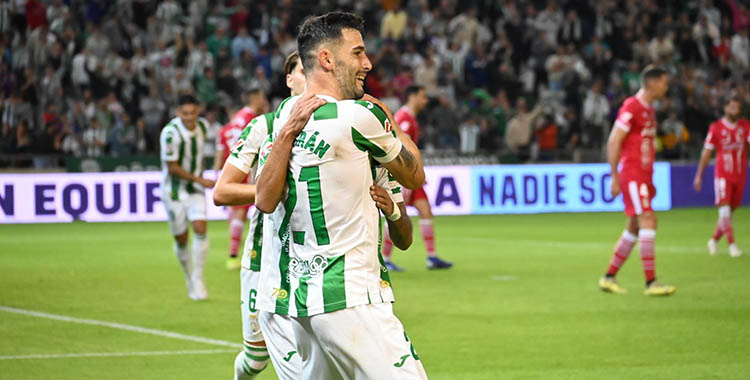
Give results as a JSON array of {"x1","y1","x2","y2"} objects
[{"x1": 670, "y1": 164, "x2": 750, "y2": 208}]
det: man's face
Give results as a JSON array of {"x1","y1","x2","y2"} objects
[
  {"x1": 287, "y1": 58, "x2": 306, "y2": 96},
  {"x1": 648, "y1": 74, "x2": 669, "y2": 99},
  {"x1": 177, "y1": 103, "x2": 200, "y2": 128},
  {"x1": 332, "y1": 28, "x2": 372, "y2": 99},
  {"x1": 413, "y1": 88, "x2": 428, "y2": 111},
  {"x1": 725, "y1": 100, "x2": 741, "y2": 120}
]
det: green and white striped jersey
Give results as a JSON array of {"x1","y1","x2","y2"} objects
[
  {"x1": 225, "y1": 112, "x2": 275, "y2": 271},
  {"x1": 255, "y1": 95, "x2": 404, "y2": 317},
  {"x1": 159, "y1": 117, "x2": 209, "y2": 201}
]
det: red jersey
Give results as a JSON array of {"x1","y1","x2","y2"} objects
[
  {"x1": 217, "y1": 107, "x2": 257, "y2": 164},
  {"x1": 613, "y1": 92, "x2": 657, "y2": 177},
  {"x1": 394, "y1": 106, "x2": 420, "y2": 144},
  {"x1": 704, "y1": 117, "x2": 750, "y2": 182}
]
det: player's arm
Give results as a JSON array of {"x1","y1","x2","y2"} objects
[
  {"x1": 370, "y1": 185, "x2": 412, "y2": 249},
  {"x1": 694, "y1": 125, "x2": 718, "y2": 191},
  {"x1": 606, "y1": 124, "x2": 627, "y2": 197},
  {"x1": 167, "y1": 161, "x2": 215, "y2": 188},
  {"x1": 255, "y1": 93, "x2": 326, "y2": 213},
  {"x1": 213, "y1": 164, "x2": 256, "y2": 206},
  {"x1": 352, "y1": 101, "x2": 425, "y2": 190},
  {"x1": 213, "y1": 145, "x2": 224, "y2": 172},
  {"x1": 360, "y1": 94, "x2": 423, "y2": 165}
]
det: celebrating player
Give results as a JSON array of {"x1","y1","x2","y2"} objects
[
  {"x1": 214, "y1": 88, "x2": 268, "y2": 270},
  {"x1": 214, "y1": 51, "x2": 309, "y2": 380},
  {"x1": 384, "y1": 85, "x2": 453, "y2": 271},
  {"x1": 159, "y1": 94, "x2": 215, "y2": 300},
  {"x1": 693, "y1": 97, "x2": 750, "y2": 257},
  {"x1": 254, "y1": 12, "x2": 428, "y2": 379},
  {"x1": 599, "y1": 66, "x2": 676, "y2": 296}
]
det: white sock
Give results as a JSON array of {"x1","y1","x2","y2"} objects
[
  {"x1": 234, "y1": 343, "x2": 269, "y2": 379},
  {"x1": 173, "y1": 242, "x2": 191, "y2": 276},
  {"x1": 192, "y1": 233, "x2": 209, "y2": 281}
]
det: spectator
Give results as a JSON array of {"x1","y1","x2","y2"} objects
[
  {"x1": 206, "y1": 25, "x2": 231, "y2": 59},
  {"x1": 730, "y1": 27, "x2": 749, "y2": 79},
  {"x1": 139, "y1": 85, "x2": 166, "y2": 147},
  {"x1": 533, "y1": 115, "x2": 558, "y2": 161},
  {"x1": 581, "y1": 80, "x2": 610, "y2": 149},
  {"x1": 108, "y1": 112, "x2": 136, "y2": 157},
  {"x1": 58, "y1": 115, "x2": 83, "y2": 157},
  {"x1": 82, "y1": 119, "x2": 106, "y2": 157},
  {"x1": 231, "y1": 27, "x2": 258, "y2": 59},
  {"x1": 660, "y1": 111, "x2": 690, "y2": 159},
  {"x1": 505, "y1": 98, "x2": 543, "y2": 156},
  {"x1": 459, "y1": 114, "x2": 480, "y2": 154},
  {"x1": 381, "y1": 5, "x2": 408, "y2": 40}
]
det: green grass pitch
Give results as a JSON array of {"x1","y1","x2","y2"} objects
[{"x1": 1, "y1": 208, "x2": 749, "y2": 379}]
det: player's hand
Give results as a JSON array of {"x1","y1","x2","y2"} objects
[
  {"x1": 200, "y1": 178, "x2": 216, "y2": 188},
  {"x1": 693, "y1": 176, "x2": 702, "y2": 192},
  {"x1": 610, "y1": 176, "x2": 621, "y2": 198},
  {"x1": 370, "y1": 185, "x2": 394, "y2": 216},
  {"x1": 284, "y1": 92, "x2": 326, "y2": 136}
]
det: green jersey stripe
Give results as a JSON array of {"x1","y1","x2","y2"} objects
[
  {"x1": 298, "y1": 166, "x2": 330, "y2": 245},
  {"x1": 275, "y1": 170, "x2": 297, "y2": 314},
  {"x1": 249, "y1": 211, "x2": 264, "y2": 271},
  {"x1": 322, "y1": 256, "x2": 347, "y2": 313},
  {"x1": 295, "y1": 276, "x2": 310, "y2": 318},
  {"x1": 351, "y1": 127, "x2": 387, "y2": 157},
  {"x1": 275, "y1": 96, "x2": 292, "y2": 119},
  {"x1": 313, "y1": 103, "x2": 338, "y2": 120},
  {"x1": 264, "y1": 112, "x2": 274, "y2": 134},
  {"x1": 171, "y1": 130, "x2": 185, "y2": 201},
  {"x1": 186, "y1": 135, "x2": 197, "y2": 194},
  {"x1": 354, "y1": 100, "x2": 388, "y2": 127}
]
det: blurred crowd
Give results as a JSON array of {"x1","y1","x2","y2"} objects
[{"x1": 1, "y1": 0, "x2": 750, "y2": 169}]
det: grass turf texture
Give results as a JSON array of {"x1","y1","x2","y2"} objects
[{"x1": 1, "y1": 208, "x2": 748, "y2": 379}]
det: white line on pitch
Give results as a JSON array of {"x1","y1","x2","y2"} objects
[
  {"x1": 0, "y1": 349, "x2": 236, "y2": 361},
  {"x1": 0, "y1": 305, "x2": 240, "y2": 349},
  {"x1": 454, "y1": 237, "x2": 707, "y2": 254}
]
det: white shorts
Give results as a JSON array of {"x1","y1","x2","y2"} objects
[
  {"x1": 163, "y1": 193, "x2": 206, "y2": 235},
  {"x1": 291, "y1": 303, "x2": 428, "y2": 380},
  {"x1": 240, "y1": 268, "x2": 264, "y2": 343},
  {"x1": 258, "y1": 311, "x2": 303, "y2": 380}
]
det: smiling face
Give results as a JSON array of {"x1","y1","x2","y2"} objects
[
  {"x1": 177, "y1": 103, "x2": 200, "y2": 129},
  {"x1": 331, "y1": 28, "x2": 372, "y2": 100}
]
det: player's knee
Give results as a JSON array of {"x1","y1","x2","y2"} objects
[
  {"x1": 174, "y1": 233, "x2": 188, "y2": 246},
  {"x1": 638, "y1": 212, "x2": 657, "y2": 229},
  {"x1": 192, "y1": 222, "x2": 207, "y2": 235}
]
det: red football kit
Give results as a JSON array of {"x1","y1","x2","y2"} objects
[
  {"x1": 704, "y1": 117, "x2": 750, "y2": 208},
  {"x1": 394, "y1": 106, "x2": 427, "y2": 205}
]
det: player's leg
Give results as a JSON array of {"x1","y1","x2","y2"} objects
[
  {"x1": 165, "y1": 199, "x2": 196, "y2": 299},
  {"x1": 709, "y1": 178, "x2": 728, "y2": 255},
  {"x1": 188, "y1": 193, "x2": 209, "y2": 299},
  {"x1": 600, "y1": 216, "x2": 638, "y2": 294},
  {"x1": 258, "y1": 311, "x2": 305, "y2": 380},
  {"x1": 227, "y1": 207, "x2": 248, "y2": 270},
  {"x1": 413, "y1": 191, "x2": 452, "y2": 270},
  {"x1": 303, "y1": 304, "x2": 427, "y2": 379},
  {"x1": 638, "y1": 208, "x2": 676, "y2": 296},
  {"x1": 600, "y1": 178, "x2": 640, "y2": 294},
  {"x1": 289, "y1": 314, "x2": 343, "y2": 380},
  {"x1": 234, "y1": 268, "x2": 271, "y2": 380}
]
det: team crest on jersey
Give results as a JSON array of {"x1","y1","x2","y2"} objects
[
  {"x1": 289, "y1": 255, "x2": 329, "y2": 277},
  {"x1": 258, "y1": 138, "x2": 274, "y2": 166},
  {"x1": 384, "y1": 118, "x2": 392, "y2": 133},
  {"x1": 231, "y1": 139, "x2": 244, "y2": 155}
]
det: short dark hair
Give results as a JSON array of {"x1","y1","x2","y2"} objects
[
  {"x1": 177, "y1": 94, "x2": 199, "y2": 106},
  {"x1": 405, "y1": 85, "x2": 424, "y2": 99},
  {"x1": 245, "y1": 87, "x2": 263, "y2": 98},
  {"x1": 641, "y1": 65, "x2": 667, "y2": 86},
  {"x1": 727, "y1": 96, "x2": 742, "y2": 106},
  {"x1": 297, "y1": 12, "x2": 365, "y2": 71},
  {"x1": 284, "y1": 51, "x2": 300, "y2": 75}
]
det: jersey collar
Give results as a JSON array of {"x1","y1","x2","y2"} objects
[
  {"x1": 399, "y1": 105, "x2": 415, "y2": 117},
  {"x1": 722, "y1": 117, "x2": 737, "y2": 129},
  {"x1": 635, "y1": 90, "x2": 653, "y2": 110}
]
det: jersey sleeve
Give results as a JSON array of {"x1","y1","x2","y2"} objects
[
  {"x1": 351, "y1": 101, "x2": 403, "y2": 164},
  {"x1": 704, "y1": 123, "x2": 718, "y2": 150},
  {"x1": 226, "y1": 116, "x2": 268, "y2": 174},
  {"x1": 160, "y1": 126, "x2": 180, "y2": 162},
  {"x1": 375, "y1": 168, "x2": 404, "y2": 204},
  {"x1": 614, "y1": 102, "x2": 635, "y2": 133}
]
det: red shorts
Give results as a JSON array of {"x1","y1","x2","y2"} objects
[
  {"x1": 714, "y1": 177, "x2": 746, "y2": 209},
  {"x1": 620, "y1": 174, "x2": 656, "y2": 217},
  {"x1": 403, "y1": 186, "x2": 429, "y2": 206}
]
